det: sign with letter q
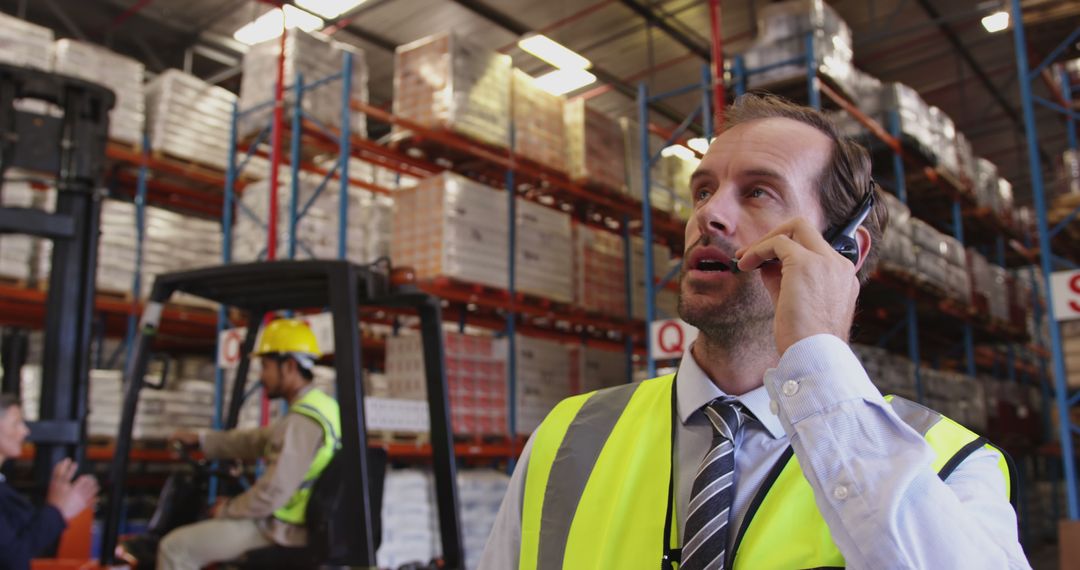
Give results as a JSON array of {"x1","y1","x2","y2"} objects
[{"x1": 650, "y1": 319, "x2": 699, "y2": 360}]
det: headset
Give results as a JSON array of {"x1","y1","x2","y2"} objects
[
  {"x1": 823, "y1": 180, "x2": 876, "y2": 265},
  {"x1": 731, "y1": 181, "x2": 876, "y2": 271}
]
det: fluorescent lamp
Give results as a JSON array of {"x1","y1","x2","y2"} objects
[
  {"x1": 533, "y1": 68, "x2": 597, "y2": 96},
  {"x1": 661, "y1": 145, "x2": 695, "y2": 161},
  {"x1": 234, "y1": 5, "x2": 324, "y2": 46},
  {"x1": 687, "y1": 138, "x2": 711, "y2": 155},
  {"x1": 981, "y1": 11, "x2": 1009, "y2": 33},
  {"x1": 295, "y1": 0, "x2": 368, "y2": 19},
  {"x1": 518, "y1": 34, "x2": 591, "y2": 70}
]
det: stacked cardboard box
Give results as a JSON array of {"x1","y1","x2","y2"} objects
[
  {"x1": 233, "y1": 170, "x2": 392, "y2": 266},
  {"x1": 239, "y1": 28, "x2": 367, "y2": 139},
  {"x1": 391, "y1": 172, "x2": 573, "y2": 303},
  {"x1": 621, "y1": 117, "x2": 680, "y2": 210},
  {"x1": 740, "y1": 0, "x2": 854, "y2": 94},
  {"x1": 511, "y1": 69, "x2": 566, "y2": 173},
  {"x1": 631, "y1": 237, "x2": 679, "y2": 320},
  {"x1": 928, "y1": 106, "x2": 959, "y2": 178},
  {"x1": 0, "y1": 12, "x2": 53, "y2": 70},
  {"x1": 1063, "y1": 321, "x2": 1080, "y2": 389},
  {"x1": 564, "y1": 98, "x2": 626, "y2": 192},
  {"x1": 909, "y1": 217, "x2": 969, "y2": 304},
  {"x1": 569, "y1": 345, "x2": 628, "y2": 394},
  {"x1": 385, "y1": 331, "x2": 508, "y2": 436},
  {"x1": 852, "y1": 344, "x2": 917, "y2": 401},
  {"x1": 393, "y1": 32, "x2": 512, "y2": 149},
  {"x1": 515, "y1": 335, "x2": 573, "y2": 435},
  {"x1": 85, "y1": 371, "x2": 215, "y2": 440},
  {"x1": 378, "y1": 469, "x2": 440, "y2": 568},
  {"x1": 1062, "y1": 149, "x2": 1080, "y2": 196},
  {"x1": 878, "y1": 192, "x2": 916, "y2": 275},
  {"x1": 0, "y1": 171, "x2": 54, "y2": 282},
  {"x1": 655, "y1": 153, "x2": 698, "y2": 221},
  {"x1": 146, "y1": 70, "x2": 237, "y2": 170},
  {"x1": 973, "y1": 158, "x2": 1015, "y2": 219},
  {"x1": 573, "y1": 224, "x2": 628, "y2": 317},
  {"x1": 52, "y1": 40, "x2": 144, "y2": 145}
]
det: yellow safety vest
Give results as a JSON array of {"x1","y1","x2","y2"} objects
[
  {"x1": 519, "y1": 374, "x2": 1015, "y2": 570},
  {"x1": 272, "y1": 388, "x2": 341, "y2": 525}
]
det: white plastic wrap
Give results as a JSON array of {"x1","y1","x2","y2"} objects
[
  {"x1": 0, "y1": 12, "x2": 53, "y2": 71},
  {"x1": 146, "y1": 69, "x2": 237, "y2": 169},
  {"x1": 52, "y1": 40, "x2": 144, "y2": 145}
]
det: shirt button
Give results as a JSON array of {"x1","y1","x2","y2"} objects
[
  {"x1": 769, "y1": 400, "x2": 779, "y2": 415},
  {"x1": 782, "y1": 380, "x2": 800, "y2": 397},
  {"x1": 833, "y1": 485, "x2": 849, "y2": 500}
]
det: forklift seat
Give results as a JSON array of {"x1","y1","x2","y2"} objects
[{"x1": 232, "y1": 447, "x2": 387, "y2": 569}]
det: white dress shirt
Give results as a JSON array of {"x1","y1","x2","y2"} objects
[{"x1": 479, "y1": 334, "x2": 1030, "y2": 569}]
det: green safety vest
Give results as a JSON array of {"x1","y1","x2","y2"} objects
[
  {"x1": 272, "y1": 388, "x2": 341, "y2": 525},
  {"x1": 519, "y1": 374, "x2": 1015, "y2": 570}
]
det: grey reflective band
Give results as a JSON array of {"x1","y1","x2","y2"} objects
[
  {"x1": 293, "y1": 402, "x2": 341, "y2": 446},
  {"x1": 537, "y1": 383, "x2": 642, "y2": 570},
  {"x1": 886, "y1": 396, "x2": 942, "y2": 436}
]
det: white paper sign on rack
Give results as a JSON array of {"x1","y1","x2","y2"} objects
[
  {"x1": 216, "y1": 312, "x2": 337, "y2": 370},
  {"x1": 650, "y1": 319, "x2": 698, "y2": 360},
  {"x1": 1051, "y1": 269, "x2": 1080, "y2": 322}
]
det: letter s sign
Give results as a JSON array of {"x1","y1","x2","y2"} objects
[{"x1": 1050, "y1": 270, "x2": 1080, "y2": 322}]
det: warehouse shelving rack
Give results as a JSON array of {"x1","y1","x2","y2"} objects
[{"x1": 1010, "y1": 0, "x2": 1080, "y2": 522}]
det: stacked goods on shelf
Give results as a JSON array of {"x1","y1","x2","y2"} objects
[
  {"x1": 145, "y1": 70, "x2": 237, "y2": 170},
  {"x1": 515, "y1": 335, "x2": 573, "y2": 434},
  {"x1": 96, "y1": 199, "x2": 222, "y2": 299},
  {"x1": 853, "y1": 345, "x2": 987, "y2": 431},
  {"x1": 986, "y1": 377, "x2": 1042, "y2": 444},
  {"x1": 740, "y1": 0, "x2": 854, "y2": 93},
  {"x1": 568, "y1": 345, "x2": 629, "y2": 394},
  {"x1": 1013, "y1": 267, "x2": 1049, "y2": 343},
  {"x1": 928, "y1": 106, "x2": 960, "y2": 178},
  {"x1": 866, "y1": 83, "x2": 934, "y2": 158},
  {"x1": 0, "y1": 12, "x2": 53, "y2": 70},
  {"x1": 631, "y1": 236, "x2": 679, "y2": 320},
  {"x1": 391, "y1": 172, "x2": 574, "y2": 303},
  {"x1": 564, "y1": 98, "x2": 626, "y2": 192},
  {"x1": 968, "y1": 251, "x2": 1011, "y2": 325},
  {"x1": 621, "y1": 117, "x2": 679, "y2": 211},
  {"x1": 379, "y1": 469, "x2": 439, "y2": 569},
  {"x1": 1062, "y1": 149, "x2": 1080, "y2": 196},
  {"x1": 385, "y1": 331, "x2": 508, "y2": 436},
  {"x1": 511, "y1": 69, "x2": 567, "y2": 173},
  {"x1": 655, "y1": 153, "x2": 698, "y2": 220},
  {"x1": 380, "y1": 468, "x2": 511, "y2": 570},
  {"x1": 573, "y1": 223, "x2": 627, "y2": 317},
  {"x1": 13, "y1": 364, "x2": 42, "y2": 421},
  {"x1": 392, "y1": 32, "x2": 512, "y2": 149},
  {"x1": 909, "y1": 217, "x2": 970, "y2": 304},
  {"x1": 922, "y1": 368, "x2": 987, "y2": 432},
  {"x1": 239, "y1": 28, "x2": 368, "y2": 139},
  {"x1": 877, "y1": 192, "x2": 916, "y2": 276},
  {"x1": 232, "y1": 169, "x2": 392, "y2": 266},
  {"x1": 84, "y1": 371, "x2": 215, "y2": 440},
  {"x1": 973, "y1": 158, "x2": 1015, "y2": 220},
  {"x1": 52, "y1": 40, "x2": 144, "y2": 145},
  {"x1": 0, "y1": 171, "x2": 54, "y2": 283},
  {"x1": 852, "y1": 344, "x2": 916, "y2": 401},
  {"x1": 1063, "y1": 321, "x2": 1080, "y2": 389}
]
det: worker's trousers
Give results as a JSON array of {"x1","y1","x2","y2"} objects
[{"x1": 157, "y1": 518, "x2": 273, "y2": 570}]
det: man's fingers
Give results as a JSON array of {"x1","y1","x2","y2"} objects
[
  {"x1": 736, "y1": 234, "x2": 802, "y2": 271},
  {"x1": 735, "y1": 217, "x2": 835, "y2": 260}
]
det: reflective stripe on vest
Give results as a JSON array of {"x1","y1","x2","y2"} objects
[
  {"x1": 272, "y1": 388, "x2": 341, "y2": 525},
  {"x1": 519, "y1": 376, "x2": 1015, "y2": 570}
]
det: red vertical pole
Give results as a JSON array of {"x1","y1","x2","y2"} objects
[
  {"x1": 709, "y1": 0, "x2": 725, "y2": 126},
  {"x1": 267, "y1": 14, "x2": 287, "y2": 263}
]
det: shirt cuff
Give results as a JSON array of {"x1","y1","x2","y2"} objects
[{"x1": 765, "y1": 334, "x2": 884, "y2": 424}]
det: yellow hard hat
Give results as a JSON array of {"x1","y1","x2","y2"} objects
[{"x1": 253, "y1": 318, "x2": 321, "y2": 358}]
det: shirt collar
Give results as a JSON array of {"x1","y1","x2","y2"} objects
[{"x1": 675, "y1": 343, "x2": 786, "y2": 439}]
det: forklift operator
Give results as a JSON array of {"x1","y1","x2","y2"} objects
[{"x1": 160, "y1": 318, "x2": 341, "y2": 570}]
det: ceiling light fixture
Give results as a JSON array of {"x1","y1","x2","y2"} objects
[
  {"x1": 233, "y1": 5, "x2": 324, "y2": 46},
  {"x1": 981, "y1": 11, "x2": 1009, "y2": 33},
  {"x1": 533, "y1": 68, "x2": 597, "y2": 96},
  {"x1": 518, "y1": 34, "x2": 592, "y2": 70},
  {"x1": 295, "y1": 0, "x2": 369, "y2": 19}
]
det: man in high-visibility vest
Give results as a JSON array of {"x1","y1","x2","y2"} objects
[
  {"x1": 159, "y1": 318, "x2": 340, "y2": 570},
  {"x1": 480, "y1": 94, "x2": 1029, "y2": 569}
]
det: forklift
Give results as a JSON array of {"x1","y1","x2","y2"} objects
[{"x1": 99, "y1": 260, "x2": 465, "y2": 569}]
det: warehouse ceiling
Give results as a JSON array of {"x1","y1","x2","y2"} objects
[{"x1": 3, "y1": 0, "x2": 1078, "y2": 214}]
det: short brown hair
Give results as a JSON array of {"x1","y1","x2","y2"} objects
[{"x1": 723, "y1": 94, "x2": 889, "y2": 284}]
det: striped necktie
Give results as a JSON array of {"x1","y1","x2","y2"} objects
[{"x1": 680, "y1": 397, "x2": 746, "y2": 570}]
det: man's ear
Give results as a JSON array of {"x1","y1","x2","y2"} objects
[{"x1": 852, "y1": 226, "x2": 872, "y2": 273}]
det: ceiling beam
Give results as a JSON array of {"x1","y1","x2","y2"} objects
[
  {"x1": 912, "y1": 0, "x2": 1052, "y2": 168},
  {"x1": 446, "y1": 0, "x2": 700, "y2": 132},
  {"x1": 617, "y1": 0, "x2": 710, "y2": 60}
]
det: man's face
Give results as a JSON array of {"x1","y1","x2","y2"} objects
[
  {"x1": 0, "y1": 406, "x2": 30, "y2": 459},
  {"x1": 259, "y1": 356, "x2": 286, "y2": 399},
  {"x1": 679, "y1": 117, "x2": 831, "y2": 338}
]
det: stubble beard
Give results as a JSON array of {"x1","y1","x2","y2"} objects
[{"x1": 678, "y1": 269, "x2": 774, "y2": 352}]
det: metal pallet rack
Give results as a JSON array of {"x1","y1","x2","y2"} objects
[{"x1": 1009, "y1": 0, "x2": 1080, "y2": 522}]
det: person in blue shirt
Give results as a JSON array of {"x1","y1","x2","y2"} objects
[{"x1": 0, "y1": 394, "x2": 98, "y2": 570}]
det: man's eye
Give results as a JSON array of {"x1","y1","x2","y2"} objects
[
  {"x1": 695, "y1": 189, "x2": 712, "y2": 202},
  {"x1": 748, "y1": 188, "x2": 767, "y2": 199}
]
